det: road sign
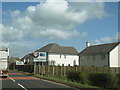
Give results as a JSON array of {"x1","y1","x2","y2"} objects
[{"x1": 33, "y1": 52, "x2": 47, "y2": 62}]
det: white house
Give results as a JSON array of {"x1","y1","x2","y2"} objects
[
  {"x1": 22, "y1": 43, "x2": 79, "y2": 66},
  {"x1": 36, "y1": 43, "x2": 79, "y2": 66},
  {"x1": 79, "y1": 42, "x2": 120, "y2": 67}
]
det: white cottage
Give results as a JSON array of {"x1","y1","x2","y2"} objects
[
  {"x1": 34, "y1": 43, "x2": 79, "y2": 66},
  {"x1": 79, "y1": 42, "x2": 120, "y2": 67}
]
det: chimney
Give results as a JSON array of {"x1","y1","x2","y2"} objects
[{"x1": 86, "y1": 41, "x2": 90, "y2": 47}]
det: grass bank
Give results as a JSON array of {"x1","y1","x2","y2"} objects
[{"x1": 12, "y1": 70, "x2": 102, "y2": 89}]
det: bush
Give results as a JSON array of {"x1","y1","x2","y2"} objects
[
  {"x1": 66, "y1": 71, "x2": 88, "y2": 84},
  {"x1": 116, "y1": 73, "x2": 120, "y2": 88},
  {"x1": 88, "y1": 72, "x2": 118, "y2": 89}
]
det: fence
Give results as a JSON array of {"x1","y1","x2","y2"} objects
[{"x1": 13, "y1": 65, "x2": 120, "y2": 76}]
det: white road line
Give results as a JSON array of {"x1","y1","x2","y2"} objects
[
  {"x1": 10, "y1": 77, "x2": 27, "y2": 90},
  {"x1": 18, "y1": 83, "x2": 27, "y2": 90},
  {"x1": 41, "y1": 79, "x2": 71, "y2": 88},
  {"x1": 10, "y1": 78, "x2": 15, "y2": 82}
]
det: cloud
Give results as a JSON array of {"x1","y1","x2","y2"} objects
[
  {"x1": 1, "y1": 24, "x2": 23, "y2": 42},
  {"x1": 11, "y1": 10, "x2": 20, "y2": 18},
  {"x1": 39, "y1": 29, "x2": 80, "y2": 40},
  {"x1": 92, "y1": 33, "x2": 119, "y2": 45},
  {"x1": 0, "y1": 41, "x2": 35, "y2": 57},
  {"x1": 2, "y1": 1, "x2": 110, "y2": 57},
  {"x1": 2, "y1": 0, "x2": 109, "y2": 41}
]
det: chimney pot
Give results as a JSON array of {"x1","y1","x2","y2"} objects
[{"x1": 86, "y1": 41, "x2": 90, "y2": 47}]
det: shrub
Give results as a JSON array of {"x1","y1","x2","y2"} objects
[
  {"x1": 66, "y1": 71, "x2": 87, "y2": 84},
  {"x1": 88, "y1": 72, "x2": 118, "y2": 89},
  {"x1": 116, "y1": 73, "x2": 120, "y2": 88}
]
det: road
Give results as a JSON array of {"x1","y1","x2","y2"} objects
[{"x1": 0, "y1": 71, "x2": 77, "y2": 90}]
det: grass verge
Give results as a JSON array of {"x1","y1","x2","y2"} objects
[{"x1": 11, "y1": 69, "x2": 102, "y2": 89}]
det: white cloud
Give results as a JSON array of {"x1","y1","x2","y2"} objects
[
  {"x1": 1, "y1": 24, "x2": 23, "y2": 42},
  {"x1": 2, "y1": 1, "x2": 110, "y2": 57},
  {"x1": 2, "y1": 0, "x2": 108, "y2": 41},
  {"x1": 11, "y1": 10, "x2": 20, "y2": 18},
  {"x1": 39, "y1": 29, "x2": 79, "y2": 40},
  {"x1": 92, "y1": 33, "x2": 119, "y2": 45},
  {"x1": 0, "y1": 41, "x2": 35, "y2": 57}
]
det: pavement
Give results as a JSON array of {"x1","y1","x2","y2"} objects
[{"x1": 0, "y1": 70, "x2": 78, "y2": 90}]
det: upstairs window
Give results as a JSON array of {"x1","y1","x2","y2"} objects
[
  {"x1": 64, "y1": 55, "x2": 66, "y2": 58},
  {"x1": 93, "y1": 55, "x2": 95, "y2": 60},
  {"x1": 81, "y1": 55, "x2": 84, "y2": 60},
  {"x1": 87, "y1": 55, "x2": 89, "y2": 60},
  {"x1": 101, "y1": 54, "x2": 106, "y2": 60}
]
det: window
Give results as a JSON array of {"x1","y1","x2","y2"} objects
[
  {"x1": 51, "y1": 60, "x2": 55, "y2": 65},
  {"x1": 93, "y1": 55, "x2": 95, "y2": 60},
  {"x1": 101, "y1": 54, "x2": 106, "y2": 60},
  {"x1": 64, "y1": 55, "x2": 66, "y2": 58},
  {"x1": 87, "y1": 55, "x2": 89, "y2": 60},
  {"x1": 73, "y1": 60, "x2": 76, "y2": 66},
  {"x1": 81, "y1": 55, "x2": 84, "y2": 60},
  {"x1": 60, "y1": 55, "x2": 61, "y2": 58}
]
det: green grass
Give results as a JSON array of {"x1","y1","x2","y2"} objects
[
  {"x1": 33, "y1": 74, "x2": 100, "y2": 89},
  {"x1": 11, "y1": 70, "x2": 104, "y2": 89}
]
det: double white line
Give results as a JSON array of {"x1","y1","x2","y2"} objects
[{"x1": 9, "y1": 77, "x2": 27, "y2": 90}]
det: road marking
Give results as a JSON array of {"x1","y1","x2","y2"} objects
[
  {"x1": 10, "y1": 78, "x2": 15, "y2": 82},
  {"x1": 10, "y1": 77, "x2": 39, "y2": 80},
  {"x1": 9, "y1": 77, "x2": 27, "y2": 90},
  {"x1": 41, "y1": 79, "x2": 70, "y2": 88},
  {"x1": 18, "y1": 83, "x2": 27, "y2": 90},
  {"x1": 9, "y1": 73, "x2": 23, "y2": 75}
]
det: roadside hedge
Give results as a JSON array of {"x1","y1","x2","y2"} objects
[
  {"x1": 88, "y1": 72, "x2": 118, "y2": 89},
  {"x1": 116, "y1": 73, "x2": 120, "y2": 88},
  {"x1": 66, "y1": 71, "x2": 88, "y2": 84}
]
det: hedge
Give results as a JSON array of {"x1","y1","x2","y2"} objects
[
  {"x1": 66, "y1": 71, "x2": 88, "y2": 84},
  {"x1": 88, "y1": 72, "x2": 118, "y2": 89}
]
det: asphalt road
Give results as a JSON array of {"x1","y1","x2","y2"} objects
[{"x1": 0, "y1": 71, "x2": 78, "y2": 90}]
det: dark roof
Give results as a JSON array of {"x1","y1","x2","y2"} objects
[
  {"x1": 79, "y1": 42, "x2": 120, "y2": 55},
  {"x1": 21, "y1": 53, "x2": 33, "y2": 60},
  {"x1": 36, "y1": 43, "x2": 78, "y2": 55}
]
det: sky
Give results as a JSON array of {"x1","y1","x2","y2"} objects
[{"x1": 1, "y1": 0, "x2": 119, "y2": 58}]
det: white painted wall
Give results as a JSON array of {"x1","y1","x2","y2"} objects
[
  {"x1": 48, "y1": 53, "x2": 79, "y2": 66},
  {"x1": 110, "y1": 44, "x2": 120, "y2": 67},
  {"x1": 0, "y1": 50, "x2": 8, "y2": 71}
]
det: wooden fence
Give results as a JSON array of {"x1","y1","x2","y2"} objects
[{"x1": 13, "y1": 65, "x2": 120, "y2": 76}]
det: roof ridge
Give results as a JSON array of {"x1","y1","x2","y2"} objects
[
  {"x1": 90, "y1": 42, "x2": 120, "y2": 47},
  {"x1": 79, "y1": 42, "x2": 120, "y2": 55}
]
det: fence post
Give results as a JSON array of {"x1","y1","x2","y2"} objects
[
  {"x1": 39, "y1": 63, "x2": 40, "y2": 74},
  {"x1": 34, "y1": 62, "x2": 36, "y2": 75},
  {"x1": 48, "y1": 65, "x2": 50, "y2": 75},
  {"x1": 53, "y1": 65, "x2": 55, "y2": 75},
  {"x1": 61, "y1": 64, "x2": 64, "y2": 76},
  {"x1": 64, "y1": 65, "x2": 66, "y2": 76},
  {"x1": 68, "y1": 64, "x2": 70, "y2": 71},
  {"x1": 118, "y1": 67, "x2": 120, "y2": 73},
  {"x1": 75, "y1": 66, "x2": 78, "y2": 71}
]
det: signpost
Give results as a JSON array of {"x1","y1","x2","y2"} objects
[{"x1": 33, "y1": 52, "x2": 47, "y2": 76}]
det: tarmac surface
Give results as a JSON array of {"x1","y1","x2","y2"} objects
[{"x1": 0, "y1": 71, "x2": 77, "y2": 90}]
